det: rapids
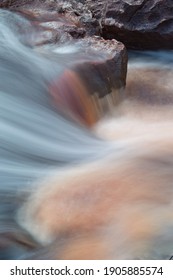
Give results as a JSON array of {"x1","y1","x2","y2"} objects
[{"x1": 1, "y1": 9, "x2": 173, "y2": 259}]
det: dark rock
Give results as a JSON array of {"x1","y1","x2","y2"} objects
[
  {"x1": 86, "y1": 0, "x2": 173, "y2": 50},
  {"x1": 0, "y1": 2, "x2": 127, "y2": 122},
  {"x1": 72, "y1": 36, "x2": 127, "y2": 97},
  {"x1": 47, "y1": 36, "x2": 127, "y2": 125},
  {"x1": 15, "y1": 7, "x2": 86, "y2": 45},
  {"x1": 0, "y1": 1, "x2": 99, "y2": 42},
  {"x1": 10, "y1": 1, "x2": 88, "y2": 44},
  {"x1": 4, "y1": 2, "x2": 127, "y2": 97},
  {"x1": 0, "y1": 0, "x2": 34, "y2": 8}
]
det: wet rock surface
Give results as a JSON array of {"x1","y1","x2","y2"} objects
[
  {"x1": 85, "y1": 0, "x2": 173, "y2": 50},
  {"x1": 3, "y1": 0, "x2": 100, "y2": 40},
  {"x1": 47, "y1": 36, "x2": 127, "y2": 125},
  {"x1": 72, "y1": 36, "x2": 127, "y2": 97},
  {"x1": 4, "y1": 0, "x2": 173, "y2": 50},
  {"x1": 0, "y1": 0, "x2": 34, "y2": 8},
  {"x1": 1, "y1": 1, "x2": 127, "y2": 96}
]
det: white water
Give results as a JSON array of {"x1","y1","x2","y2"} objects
[
  {"x1": 0, "y1": 10, "x2": 115, "y2": 192},
  {"x1": 0, "y1": 10, "x2": 118, "y2": 259},
  {"x1": 1, "y1": 9, "x2": 173, "y2": 260}
]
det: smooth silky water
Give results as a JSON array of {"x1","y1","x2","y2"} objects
[{"x1": 1, "y1": 10, "x2": 173, "y2": 259}]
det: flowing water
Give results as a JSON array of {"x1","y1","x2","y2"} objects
[{"x1": 1, "y1": 10, "x2": 173, "y2": 260}]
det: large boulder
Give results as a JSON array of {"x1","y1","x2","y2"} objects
[{"x1": 86, "y1": 0, "x2": 173, "y2": 49}]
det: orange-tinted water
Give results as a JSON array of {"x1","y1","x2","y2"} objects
[{"x1": 1, "y1": 10, "x2": 173, "y2": 260}]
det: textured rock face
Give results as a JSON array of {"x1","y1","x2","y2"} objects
[
  {"x1": 3, "y1": 0, "x2": 100, "y2": 38},
  {"x1": 0, "y1": 3, "x2": 128, "y2": 128},
  {"x1": 2, "y1": 2, "x2": 127, "y2": 96},
  {"x1": 71, "y1": 37, "x2": 127, "y2": 97},
  {"x1": 0, "y1": 0, "x2": 34, "y2": 8},
  {"x1": 0, "y1": 1, "x2": 128, "y2": 122},
  {"x1": 3, "y1": 0, "x2": 173, "y2": 49},
  {"x1": 15, "y1": 7, "x2": 86, "y2": 45},
  {"x1": 86, "y1": 0, "x2": 173, "y2": 49},
  {"x1": 47, "y1": 36, "x2": 127, "y2": 125}
]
